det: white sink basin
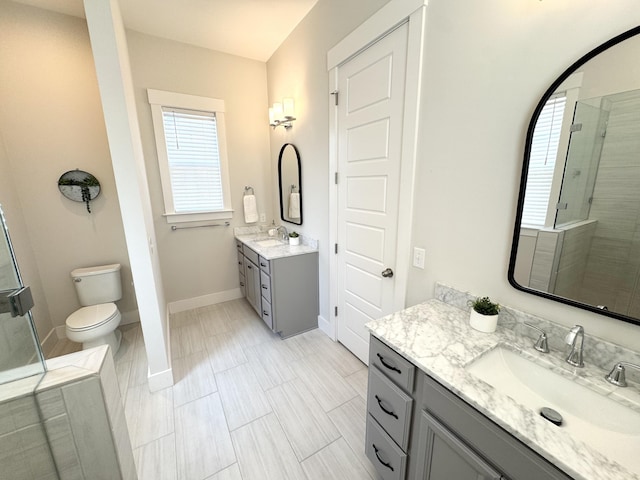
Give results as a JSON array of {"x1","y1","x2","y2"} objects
[
  {"x1": 254, "y1": 239, "x2": 286, "y2": 248},
  {"x1": 467, "y1": 346, "x2": 640, "y2": 471}
]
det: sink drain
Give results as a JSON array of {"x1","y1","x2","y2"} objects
[{"x1": 540, "y1": 407, "x2": 563, "y2": 426}]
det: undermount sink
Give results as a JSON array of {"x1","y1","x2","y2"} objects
[
  {"x1": 466, "y1": 346, "x2": 640, "y2": 471},
  {"x1": 254, "y1": 238, "x2": 286, "y2": 248}
]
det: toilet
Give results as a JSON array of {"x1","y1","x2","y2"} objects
[{"x1": 65, "y1": 263, "x2": 123, "y2": 355}]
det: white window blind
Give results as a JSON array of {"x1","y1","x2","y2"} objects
[
  {"x1": 522, "y1": 94, "x2": 567, "y2": 227},
  {"x1": 161, "y1": 107, "x2": 223, "y2": 213}
]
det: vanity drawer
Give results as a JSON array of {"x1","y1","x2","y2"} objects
[
  {"x1": 260, "y1": 271, "x2": 271, "y2": 302},
  {"x1": 261, "y1": 297, "x2": 273, "y2": 329},
  {"x1": 237, "y1": 251, "x2": 245, "y2": 274},
  {"x1": 235, "y1": 241, "x2": 243, "y2": 253},
  {"x1": 243, "y1": 246, "x2": 259, "y2": 266},
  {"x1": 259, "y1": 256, "x2": 270, "y2": 274},
  {"x1": 366, "y1": 414, "x2": 407, "y2": 480},
  {"x1": 368, "y1": 365, "x2": 413, "y2": 450},
  {"x1": 370, "y1": 335, "x2": 415, "y2": 393}
]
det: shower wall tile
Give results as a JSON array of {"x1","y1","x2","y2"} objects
[
  {"x1": 0, "y1": 395, "x2": 40, "y2": 436},
  {"x1": 43, "y1": 414, "x2": 83, "y2": 480}
]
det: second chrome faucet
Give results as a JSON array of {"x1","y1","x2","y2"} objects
[{"x1": 565, "y1": 325, "x2": 585, "y2": 368}]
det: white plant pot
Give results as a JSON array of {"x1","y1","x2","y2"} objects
[
  {"x1": 289, "y1": 237, "x2": 300, "y2": 246},
  {"x1": 469, "y1": 310, "x2": 498, "y2": 333}
]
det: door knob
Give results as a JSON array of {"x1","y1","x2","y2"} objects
[{"x1": 381, "y1": 268, "x2": 394, "y2": 278}]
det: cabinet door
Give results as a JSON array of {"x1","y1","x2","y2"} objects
[
  {"x1": 416, "y1": 411, "x2": 502, "y2": 480},
  {"x1": 245, "y1": 259, "x2": 261, "y2": 315}
]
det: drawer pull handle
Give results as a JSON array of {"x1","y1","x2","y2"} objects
[
  {"x1": 240, "y1": 282, "x2": 245, "y2": 287},
  {"x1": 263, "y1": 311, "x2": 269, "y2": 316},
  {"x1": 247, "y1": 265, "x2": 253, "y2": 269},
  {"x1": 375, "y1": 395, "x2": 398, "y2": 419},
  {"x1": 262, "y1": 285, "x2": 268, "y2": 289},
  {"x1": 373, "y1": 444, "x2": 394, "y2": 472},
  {"x1": 261, "y1": 262, "x2": 267, "y2": 267},
  {"x1": 377, "y1": 353, "x2": 401, "y2": 374}
]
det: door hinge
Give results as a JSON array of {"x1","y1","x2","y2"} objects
[
  {"x1": 330, "y1": 90, "x2": 339, "y2": 106},
  {"x1": 335, "y1": 306, "x2": 338, "y2": 316},
  {"x1": 335, "y1": 243, "x2": 338, "y2": 254},
  {"x1": 570, "y1": 123, "x2": 583, "y2": 133},
  {"x1": 335, "y1": 172, "x2": 338, "y2": 184}
]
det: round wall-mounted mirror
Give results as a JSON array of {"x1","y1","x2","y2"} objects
[
  {"x1": 278, "y1": 143, "x2": 302, "y2": 225},
  {"x1": 58, "y1": 169, "x2": 101, "y2": 213}
]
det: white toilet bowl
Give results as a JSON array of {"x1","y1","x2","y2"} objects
[{"x1": 65, "y1": 302, "x2": 122, "y2": 355}]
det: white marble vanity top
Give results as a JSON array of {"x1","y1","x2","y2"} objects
[
  {"x1": 366, "y1": 297, "x2": 640, "y2": 480},
  {"x1": 235, "y1": 231, "x2": 318, "y2": 260}
]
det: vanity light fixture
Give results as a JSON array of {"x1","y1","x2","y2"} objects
[{"x1": 269, "y1": 98, "x2": 296, "y2": 129}]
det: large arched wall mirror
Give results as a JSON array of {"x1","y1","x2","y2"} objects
[
  {"x1": 278, "y1": 143, "x2": 302, "y2": 225},
  {"x1": 509, "y1": 26, "x2": 640, "y2": 327}
]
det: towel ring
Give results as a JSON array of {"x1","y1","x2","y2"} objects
[{"x1": 244, "y1": 186, "x2": 254, "y2": 196}]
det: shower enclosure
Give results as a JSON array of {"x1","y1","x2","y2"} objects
[{"x1": 0, "y1": 205, "x2": 59, "y2": 479}]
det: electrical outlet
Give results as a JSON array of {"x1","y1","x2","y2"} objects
[
  {"x1": 259, "y1": 213, "x2": 266, "y2": 223},
  {"x1": 413, "y1": 247, "x2": 425, "y2": 269}
]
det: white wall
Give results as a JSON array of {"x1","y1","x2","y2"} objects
[
  {"x1": 266, "y1": 0, "x2": 391, "y2": 323},
  {"x1": 406, "y1": 0, "x2": 640, "y2": 348},
  {"x1": 268, "y1": 0, "x2": 640, "y2": 350},
  {"x1": 0, "y1": 2, "x2": 137, "y2": 332},
  {"x1": 127, "y1": 31, "x2": 272, "y2": 306}
]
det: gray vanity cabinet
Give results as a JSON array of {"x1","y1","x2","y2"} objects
[
  {"x1": 236, "y1": 239, "x2": 318, "y2": 338},
  {"x1": 415, "y1": 411, "x2": 501, "y2": 480},
  {"x1": 367, "y1": 335, "x2": 574, "y2": 480}
]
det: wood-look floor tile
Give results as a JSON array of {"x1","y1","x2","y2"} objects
[
  {"x1": 291, "y1": 354, "x2": 358, "y2": 412},
  {"x1": 115, "y1": 325, "x2": 139, "y2": 365},
  {"x1": 321, "y1": 340, "x2": 366, "y2": 377},
  {"x1": 204, "y1": 463, "x2": 242, "y2": 480},
  {"x1": 124, "y1": 385, "x2": 174, "y2": 448},
  {"x1": 170, "y1": 309, "x2": 199, "y2": 329},
  {"x1": 205, "y1": 332, "x2": 247, "y2": 373},
  {"x1": 171, "y1": 321, "x2": 207, "y2": 359},
  {"x1": 345, "y1": 367, "x2": 369, "y2": 400},
  {"x1": 283, "y1": 329, "x2": 324, "y2": 358},
  {"x1": 115, "y1": 359, "x2": 132, "y2": 398},
  {"x1": 301, "y1": 437, "x2": 373, "y2": 480},
  {"x1": 133, "y1": 433, "x2": 177, "y2": 480},
  {"x1": 175, "y1": 393, "x2": 236, "y2": 480},
  {"x1": 198, "y1": 304, "x2": 233, "y2": 337},
  {"x1": 267, "y1": 378, "x2": 340, "y2": 461},
  {"x1": 216, "y1": 363, "x2": 272, "y2": 431},
  {"x1": 230, "y1": 315, "x2": 279, "y2": 349},
  {"x1": 328, "y1": 396, "x2": 378, "y2": 478},
  {"x1": 231, "y1": 413, "x2": 307, "y2": 480},
  {"x1": 245, "y1": 340, "x2": 298, "y2": 391},
  {"x1": 173, "y1": 350, "x2": 218, "y2": 407}
]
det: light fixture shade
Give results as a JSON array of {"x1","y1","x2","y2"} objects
[
  {"x1": 283, "y1": 98, "x2": 295, "y2": 118},
  {"x1": 268, "y1": 107, "x2": 275, "y2": 125},
  {"x1": 273, "y1": 102, "x2": 283, "y2": 120}
]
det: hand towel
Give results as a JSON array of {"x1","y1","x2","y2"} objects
[
  {"x1": 243, "y1": 194, "x2": 259, "y2": 223},
  {"x1": 288, "y1": 192, "x2": 301, "y2": 219}
]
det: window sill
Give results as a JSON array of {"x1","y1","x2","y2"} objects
[{"x1": 163, "y1": 210, "x2": 233, "y2": 224}]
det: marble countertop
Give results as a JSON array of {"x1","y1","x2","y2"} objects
[
  {"x1": 235, "y1": 232, "x2": 318, "y2": 260},
  {"x1": 366, "y1": 299, "x2": 640, "y2": 480}
]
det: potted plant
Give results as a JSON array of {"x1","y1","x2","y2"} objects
[
  {"x1": 288, "y1": 231, "x2": 300, "y2": 246},
  {"x1": 468, "y1": 296, "x2": 500, "y2": 333}
]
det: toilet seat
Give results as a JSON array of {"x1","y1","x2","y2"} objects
[{"x1": 66, "y1": 303, "x2": 119, "y2": 331}]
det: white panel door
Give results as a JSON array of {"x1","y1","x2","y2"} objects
[{"x1": 337, "y1": 23, "x2": 409, "y2": 363}]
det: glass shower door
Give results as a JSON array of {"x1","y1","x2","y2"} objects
[{"x1": 0, "y1": 205, "x2": 44, "y2": 384}]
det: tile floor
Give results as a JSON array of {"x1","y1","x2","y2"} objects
[{"x1": 49, "y1": 299, "x2": 378, "y2": 480}]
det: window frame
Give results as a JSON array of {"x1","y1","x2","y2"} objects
[{"x1": 148, "y1": 89, "x2": 233, "y2": 224}]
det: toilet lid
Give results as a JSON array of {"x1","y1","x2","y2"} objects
[{"x1": 67, "y1": 303, "x2": 118, "y2": 331}]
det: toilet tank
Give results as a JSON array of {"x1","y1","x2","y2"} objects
[{"x1": 71, "y1": 264, "x2": 122, "y2": 306}]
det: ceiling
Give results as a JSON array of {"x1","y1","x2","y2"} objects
[{"x1": 11, "y1": 0, "x2": 319, "y2": 62}]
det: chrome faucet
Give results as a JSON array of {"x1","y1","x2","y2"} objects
[
  {"x1": 605, "y1": 361, "x2": 640, "y2": 387},
  {"x1": 564, "y1": 325, "x2": 585, "y2": 367},
  {"x1": 276, "y1": 225, "x2": 289, "y2": 241}
]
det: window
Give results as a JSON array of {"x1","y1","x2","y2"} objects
[
  {"x1": 521, "y1": 94, "x2": 567, "y2": 228},
  {"x1": 148, "y1": 89, "x2": 233, "y2": 223}
]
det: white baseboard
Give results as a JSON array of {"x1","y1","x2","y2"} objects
[
  {"x1": 147, "y1": 366, "x2": 174, "y2": 392},
  {"x1": 168, "y1": 288, "x2": 243, "y2": 314},
  {"x1": 40, "y1": 329, "x2": 59, "y2": 357},
  {"x1": 318, "y1": 315, "x2": 336, "y2": 340},
  {"x1": 165, "y1": 304, "x2": 172, "y2": 364}
]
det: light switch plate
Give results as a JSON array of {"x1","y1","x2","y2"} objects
[{"x1": 413, "y1": 247, "x2": 425, "y2": 269}]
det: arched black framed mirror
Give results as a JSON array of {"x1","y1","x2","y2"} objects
[
  {"x1": 509, "y1": 26, "x2": 640, "y2": 327},
  {"x1": 278, "y1": 143, "x2": 302, "y2": 225}
]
